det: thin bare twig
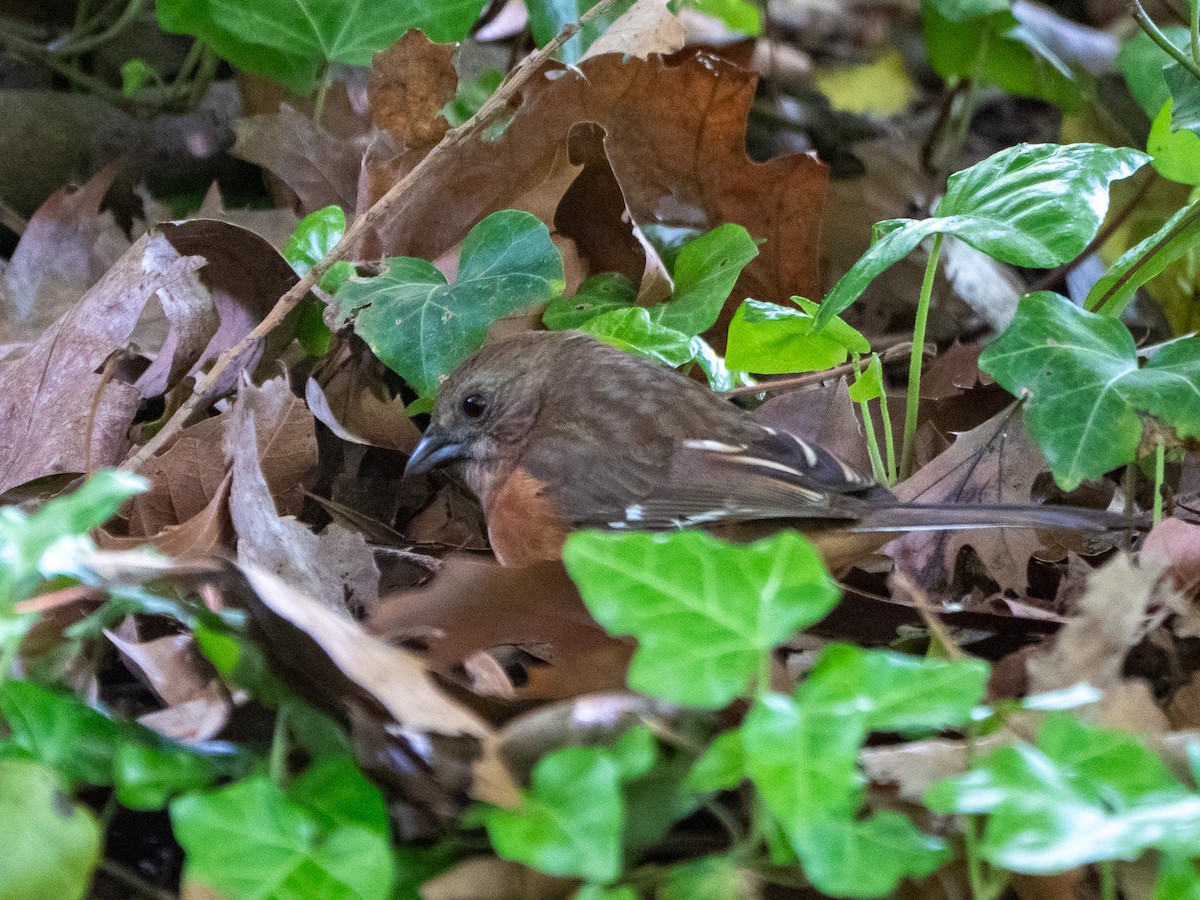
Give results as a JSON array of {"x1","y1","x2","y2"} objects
[
  {"x1": 891, "y1": 571, "x2": 968, "y2": 661},
  {"x1": 720, "y1": 341, "x2": 930, "y2": 398},
  {"x1": 123, "y1": 0, "x2": 625, "y2": 473}
]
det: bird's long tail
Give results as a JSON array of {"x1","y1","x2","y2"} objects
[{"x1": 852, "y1": 503, "x2": 1141, "y2": 533}]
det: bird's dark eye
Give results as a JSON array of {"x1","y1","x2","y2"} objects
[{"x1": 461, "y1": 393, "x2": 488, "y2": 418}]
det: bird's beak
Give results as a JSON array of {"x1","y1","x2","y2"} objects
[{"x1": 405, "y1": 426, "x2": 470, "y2": 477}]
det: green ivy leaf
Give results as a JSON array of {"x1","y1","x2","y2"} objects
[
  {"x1": 726, "y1": 298, "x2": 869, "y2": 374},
  {"x1": 847, "y1": 353, "x2": 884, "y2": 402},
  {"x1": 978, "y1": 291, "x2": 1200, "y2": 489},
  {"x1": 336, "y1": 210, "x2": 564, "y2": 401},
  {"x1": 818, "y1": 143, "x2": 1148, "y2": 328},
  {"x1": 285, "y1": 205, "x2": 354, "y2": 294},
  {"x1": 685, "y1": 729, "x2": 746, "y2": 793},
  {"x1": 925, "y1": 714, "x2": 1200, "y2": 873},
  {"x1": 563, "y1": 530, "x2": 840, "y2": 708},
  {"x1": 483, "y1": 746, "x2": 624, "y2": 883},
  {"x1": 285, "y1": 755, "x2": 390, "y2": 835},
  {"x1": 161, "y1": 0, "x2": 486, "y2": 94},
  {"x1": 171, "y1": 776, "x2": 396, "y2": 899},
  {"x1": 120, "y1": 59, "x2": 155, "y2": 97},
  {"x1": 543, "y1": 272, "x2": 638, "y2": 331},
  {"x1": 921, "y1": 0, "x2": 1080, "y2": 112},
  {"x1": 650, "y1": 224, "x2": 758, "y2": 337},
  {"x1": 113, "y1": 743, "x2": 228, "y2": 810},
  {"x1": 581, "y1": 308, "x2": 695, "y2": 368},
  {"x1": 0, "y1": 681, "x2": 121, "y2": 785},
  {"x1": 802, "y1": 643, "x2": 990, "y2": 733},
  {"x1": 1156, "y1": 855, "x2": 1200, "y2": 899},
  {"x1": 0, "y1": 759, "x2": 99, "y2": 900},
  {"x1": 1087, "y1": 199, "x2": 1200, "y2": 316}
]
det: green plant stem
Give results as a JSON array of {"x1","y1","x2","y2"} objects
[
  {"x1": 1131, "y1": 0, "x2": 1200, "y2": 81},
  {"x1": 312, "y1": 61, "x2": 331, "y2": 124},
  {"x1": 900, "y1": 233, "x2": 943, "y2": 480},
  {"x1": 879, "y1": 386, "x2": 897, "y2": 485},
  {"x1": 1153, "y1": 440, "x2": 1166, "y2": 526},
  {"x1": 269, "y1": 704, "x2": 291, "y2": 786},
  {"x1": 1092, "y1": 199, "x2": 1200, "y2": 316},
  {"x1": 168, "y1": 38, "x2": 205, "y2": 98},
  {"x1": 852, "y1": 354, "x2": 889, "y2": 484},
  {"x1": 1099, "y1": 860, "x2": 1117, "y2": 900},
  {"x1": 185, "y1": 44, "x2": 219, "y2": 109},
  {"x1": 52, "y1": 0, "x2": 147, "y2": 55}
]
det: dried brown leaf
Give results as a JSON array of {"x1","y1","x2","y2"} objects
[
  {"x1": 1, "y1": 164, "x2": 130, "y2": 342},
  {"x1": 368, "y1": 30, "x2": 455, "y2": 151},
  {"x1": 0, "y1": 232, "x2": 204, "y2": 493}
]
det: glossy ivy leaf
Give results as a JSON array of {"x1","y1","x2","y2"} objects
[
  {"x1": 0, "y1": 469, "x2": 146, "y2": 605},
  {"x1": 526, "y1": 0, "x2": 636, "y2": 63},
  {"x1": 802, "y1": 642, "x2": 990, "y2": 734},
  {"x1": 113, "y1": 743, "x2": 228, "y2": 810},
  {"x1": 1148, "y1": 100, "x2": 1200, "y2": 186},
  {"x1": 336, "y1": 210, "x2": 565, "y2": 403},
  {"x1": 979, "y1": 291, "x2": 1200, "y2": 489},
  {"x1": 818, "y1": 143, "x2": 1149, "y2": 328},
  {"x1": 286, "y1": 754, "x2": 390, "y2": 835},
  {"x1": 649, "y1": 223, "x2": 759, "y2": 337},
  {"x1": 156, "y1": 0, "x2": 317, "y2": 93},
  {"x1": 1087, "y1": 199, "x2": 1200, "y2": 316},
  {"x1": 0, "y1": 680, "x2": 122, "y2": 785},
  {"x1": 543, "y1": 272, "x2": 638, "y2": 330},
  {"x1": 795, "y1": 811, "x2": 949, "y2": 899},
  {"x1": 581, "y1": 308, "x2": 695, "y2": 368},
  {"x1": 0, "y1": 759, "x2": 99, "y2": 900},
  {"x1": 726, "y1": 298, "x2": 869, "y2": 374},
  {"x1": 563, "y1": 530, "x2": 840, "y2": 708},
  {"x1": 1119, "y1": 27, "x2": 1192, "y2": 118},
  {"x1": 171, "y1": 776, "x2": 396, "y2": 900},
  {"x1": 443, "y1": 68, "x2": 502, "y2": 127},
  {"x1": 1166, "y1": 61, "x2": 1200, "y2": 135},
  {"x1": 483, "y1": 746, "x2": 624, "y2": 883},
  {"x1": 685, "y1": 730, "x2": 746, "y2": 793},
  {"x1": 925, "y1": 714, "x2": 1200, "y2": 872},
  {"x1": 575, "y1": 886, "x2": 638, "y2": 900},
  {"x1": 922, "y1": 0, "x2": 1080, "y2": 112},
  {"x1": 285, "y1": 205, "x2": 354, "y2": 295},
  {"x1": 161, "y1": 0, "x2": 486, "y2": 94}
]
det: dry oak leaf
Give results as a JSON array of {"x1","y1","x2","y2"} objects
[
  {"x1": 360, "y1": 51, "x2": 828, "y2": 340},
  {"x1": 0, "y1": 231, "x2": 204, "y2": 494},
  {"x1": 368, "y1": 29, "x2": 456, "y2": 151},
  {"x1": 1, "y1": 163, "x2": 129, "y2": 343}
]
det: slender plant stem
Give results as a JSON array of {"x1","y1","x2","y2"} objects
[
  {"x1": 269, "y1": 703, "x2": 291, "y2": 786},
  {"x1": 879, "y1": 387, "x2": 897, "y2": 485},
  {"x1": 312, "y1": 61, "x2": 331, "y2": 124},
  {"x1": 1131, "y1": 0, "x2": 1200, "y2": 81},
  {"x1": 1154, "y1": 439, "x2": 1166, "y2": 526},
  {"x1": 852, "y1": 354, "x2": 889, "y2": 484},
  {"x1": 185, "y1": 44, "x2": 219, "y2": 109},
  {"x1": 1093, "y1": 198, "x2": 1200, "y2": 316},
  {"x1": 51, "y1": 0, "x2": 147, "y2": 55},
  {"x1": 900, "y1": 233, "x2": 943, "y2": 480},
  {"x1": 1099, "y1": 860, "x2": 1117, "y2": 900},
  {"x1": 123, "y1": 0, "x2": 626, "y2": 473}
]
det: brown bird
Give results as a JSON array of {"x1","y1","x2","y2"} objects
[{"x1": 404, "y1": 330, "x2": 1129, "y2": 570}]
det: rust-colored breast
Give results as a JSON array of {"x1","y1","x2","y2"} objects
[{"x1": 485, "y1": 466, "x2": 572, "y2": 567}]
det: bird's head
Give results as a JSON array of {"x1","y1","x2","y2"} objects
[{"x1": 404, "y1": 331, "x2": 586, "y2": 486}]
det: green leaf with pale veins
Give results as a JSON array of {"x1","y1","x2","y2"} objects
[
  {"x1": 543, "y1": 272, "x2": 638, "y2": 330},
  {"x1": 483, "y1": 746, "x2": 624, "y2": 883},
  {"x1": 562, "y1": 530, "x2": 840, "y2": 708},
  {"x1": 336, "y1": 210, "x2": 564, "y2": 401},
  {"x1": 171, "y1": 776, "x2": 395, "y2": 900},
  {"x1": 926, "y1": 714, "x2": 1200, "y2": 873},
  {"x1": 818, "y1": 143, "x2": 1148, "y2": 328},
  {"x1": 581, "y1": 308, "x2": 695, "y2": 368},
  {"x1": 979, "y1": 291, "x2": 1200, "y2": 489},
  {"x1": 649, "y1": 223, "x2": 759, "y2": 336}
]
